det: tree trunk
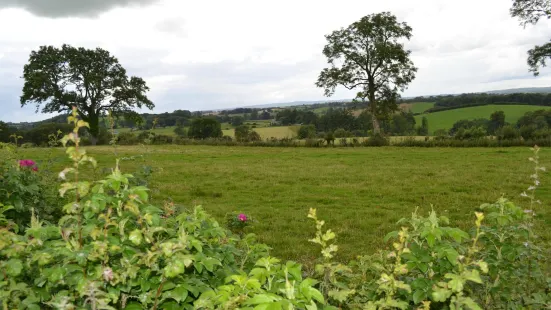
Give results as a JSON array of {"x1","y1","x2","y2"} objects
[
  {"x1": 87, "y1": 114, "x2": 100, "y2": 146},
  {"x1": 368, "y1": 92, "x2": 381, "y2": 134},
  {"x1": 372, "y1": 117, "x2": 381, "y2": 134}
]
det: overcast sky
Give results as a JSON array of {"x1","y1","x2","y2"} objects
[{"x1": 0, "y1": 0, "x2": 550, "y2": 122}]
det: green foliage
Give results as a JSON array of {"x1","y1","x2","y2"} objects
[
  {"x1": 225, "y1": 211, "x2": 254, "y2": 236},
  {"x1": 235, "y1": 125, "x2": 262, "y2": 142},
  {"x1": 488, "y1": 110, "x2": 506, "y2": 134},
  {"x1": 325, "y1": 131, "x2": 335, "y2": 145},
  {"x1": 298, "y1": 124, "x2": 317, "y2": 139},
  {"x1": 316, "y1": 12, "x2": 417, "y2": 133},
  {"x1": 417, "y1": 116, "x2": 429, "y2": 136},
  {"x1": 188, "y1": 118, "x2": 223, "y2": 139},
  {"x1": 2, "y1": 108, "x2": 551, "y2": 308},
  {"x1": 510, "y1": 0, "x2": 551, "y2": 75},
  {"x1": 0, "y1": 146, "x2": 61, "y2": 228},
  {"x1": 334, "y1": 128, "x2": 353, "y2": 138},
  {"x1": 454, "y1": 127, "x2": 487, "y2": 140},
  {"x1": 173, "y1": 125, "x2": 187, "y2": 138},
  {"x1": 365, "y1": 133, "x2": 389, "y2": 146},
  {"x1": 496, "y1": 125, "x2": 521, "y2": 140},
  {"x1": 20, "y1": 45, "x2": 154, "y2": 144},
  {"x1": 231, "y1": 116, "x2": 245, "y2": 127},
  {"x1": 415, "y1": 105, "x2": 551, "y2": 135}
]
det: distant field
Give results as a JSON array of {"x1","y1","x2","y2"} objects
[
  {"x1": 403, "y1": 102, "x2": 435, "y2": 114},
  {"x1": 20, "y1": 145, "x2": 551, "y2": 261},
  {"x1": 117, "y1": 120, "x2": 274, "y2": 136},
  {"x1": 415, "y1": 105, "x2": 551, "y2": 134},
  {"x1": 223, "y1": 125, "x2": 299, "y2": 139}
]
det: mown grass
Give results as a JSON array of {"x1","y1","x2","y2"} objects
[
  {"x1": 19, "y1": 145, "x2": 551, "y2": 263},
  {"x1": 415, "y1": 105, "x2": 551, "y2": 134}
]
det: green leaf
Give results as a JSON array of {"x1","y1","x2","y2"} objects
[
  {"x1": 328, "y1": 289, "x2": 354, "y2": 303},
  {"x1": 129, "y1": 229, "x2": 143, "y2": 245},
  {"x1": 163, "y1": 285, "x2": 188, "y2": 303},
  {"x1": 460, "y1": 297, "x2": 483, "y2": 310},
  {"x1": 253, "y1": 302, "x2": 283, "y2": 310},
  {"x1": 445, "y1": 274, "x2": 464, "y2": 293},
  {"x1": 445, "y1": 227, "x2": 470, "y2": 243},
  {"x1": 462, "y1": 269, "x2": 482, "y2": 284},
  {"x1": 384, "y1": 231, "x2": 399, "y2": 242},
  {"x1": 244, "y1": 294, "x2": 279, "y2": 305},
  {"x1": 124, "y1": 302, "x2": 143, "y2": 310},
  {"x1": 309, "y1": 287, "x2": 325, "y2": 304},
  {"x1": 413, "y1": 290, "x2": 427, "y2": 304},
  {"x1": 431, "y1": 286, "x2": 452, "y2": 302},
  {"x1": 6, "y1": 259, "x2": 23, "y2": 276}
]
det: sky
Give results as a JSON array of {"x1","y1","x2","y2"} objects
[{"x1": 0, "y1": 0, "x2": 550, "y2": 122}]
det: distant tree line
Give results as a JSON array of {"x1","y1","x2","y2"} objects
[
  {"x1": 285, "y1": 108, "x2": 428, "y2": 139},
  {"x1": 446, "y1": 109, "x2": 551, "y2": 141}
]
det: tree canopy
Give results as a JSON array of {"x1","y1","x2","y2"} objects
[
  {"x1": 188, "y1": 118, "x2": 223, "y2": 139},
  {"x1": 20, "y1": 44, "x2": 154, "y2": 143},
  {"x1": 316, "y1": 12, "x2": 417, "y2": 133},
  {"x1": 511, "y1": 0, "x2": 551, "y2": 75}
]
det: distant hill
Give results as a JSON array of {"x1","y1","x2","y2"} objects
[
  {"x1": 485, "y1": 87, "x2": 551, "y2": 94},
  {"x1": 240, "y1": 98, "x2": 354, "y2": 109}
]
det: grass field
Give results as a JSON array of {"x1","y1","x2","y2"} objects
[
  {"x1": 402, "y1": 102, "x2": 435, "y2": 114},
  {"x1": 20, "y1": 145, "x2": 551, "y2": 262},
  {"x1": 222, "y1": 126, "x2": 299, "y2": 139},
  {"x1": 415, "y1": 105, "x2": 551, "y2": 134}
]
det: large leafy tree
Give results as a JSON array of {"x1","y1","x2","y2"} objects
[
  {"x1": 188, "y1": 118, "x2": 223, "y2": 139},
  {"x1": 316, "y1": 12, "x2": 417, "y2": 133},
  {"x1": 20, "y1": 44, "x2": 154, "y2": 144},
  {"x1": 511, "y1": 0, "x2": 551, "y2": 75}
]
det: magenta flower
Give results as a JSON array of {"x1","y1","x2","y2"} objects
[
  {"x1": 238, "y1": 213, "x2": 248, "y2": 222},
  {"x1": 19, "y1": 159, "x2": 38, "y2": 172},
  {"x1": 19, "y1": 159, "x2": 36, "y2": 167}
]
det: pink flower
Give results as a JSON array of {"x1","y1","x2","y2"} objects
[
  {"x1": 19, "y1": 159, "x2": 38, "y2": 172},
  {"x1": 19, "y1": 159, "x2": 36, "y2": 168},
  {"x1": 238, "y1": 213, "x2": 247, "y2": 222}
]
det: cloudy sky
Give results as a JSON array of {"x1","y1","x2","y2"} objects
[{"x1": 0, "y1": 0, "x2": 550, "y2": 122}]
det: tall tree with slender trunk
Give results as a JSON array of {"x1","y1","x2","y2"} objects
[
  {"x1": 20, "y1": 44, "x2": 154, "y2": 144},
  {"x1": 316, "y1": 12, "x2": 417, "y2": 133},
  {"x1": 511, "y1": 0, "x2": 551, "y2": 75}
]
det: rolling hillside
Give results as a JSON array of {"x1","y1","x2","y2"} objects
[{"x1": 414, "y1": 104, "x2": 551, "y2": 134}]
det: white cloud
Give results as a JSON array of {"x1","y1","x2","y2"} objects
[{"x1": 0, "y1": 0, "x2": 550, "y2": 121}]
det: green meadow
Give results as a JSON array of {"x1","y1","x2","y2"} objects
[{"x1": 20, "y1": 145, "x2": 551, "y2": 262}]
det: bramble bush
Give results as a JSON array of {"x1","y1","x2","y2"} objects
[
  {"x1": 0, "y1": 141, "x2": 62, "y2": 228},
  {"x1": 1, "y1": 107, "x2": 550, "y2": 309}
]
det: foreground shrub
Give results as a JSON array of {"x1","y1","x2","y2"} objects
[{"x1": 0, "y1": 154, "x2": 61, "y2": 228}]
